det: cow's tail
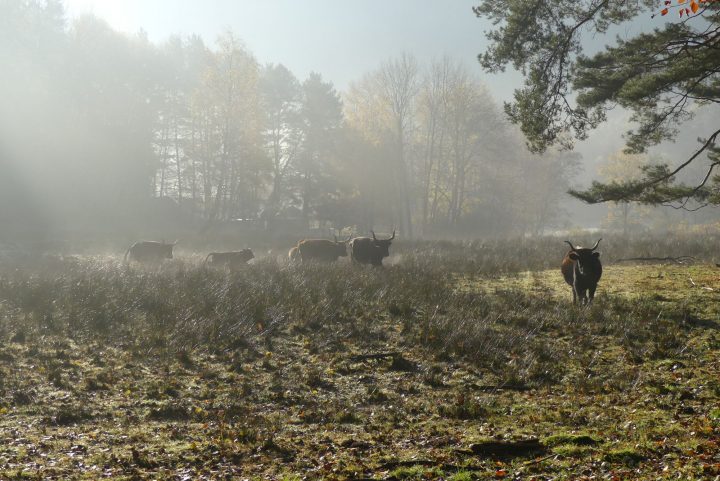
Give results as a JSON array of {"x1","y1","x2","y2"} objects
[
  {"x1": 297, "y1": 246, "x2": 305, "y2": 264},
  {"x1": 123, "y1": 245, "x2": 133, "y2": 264},
  {"x1": 203, "y1": 253, "x2": 214, "y2": 267}
]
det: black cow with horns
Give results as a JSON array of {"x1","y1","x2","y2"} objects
[
  {"x1": 349, "y1": 230, "x2": 395, "y2": 267},
  {"x1": 561, "y1": 238, "x2": 603, "y2": 305}
]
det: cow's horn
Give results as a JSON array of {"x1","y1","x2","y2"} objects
[
  {"x1": 591, "y1": 238, "x2": 602, "y2": 251},
  {"x1": 372, "y1": 231, "x2": 377, "y2": 241},
  {"x1": 564, "y1": 240, "x2": 575, "y2": 251},
  {"x1": 389, "y1": 229, "x2": 395, "y2": 240}
]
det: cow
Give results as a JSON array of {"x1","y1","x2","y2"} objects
[
  {"x1": 203, "y1": 249, "x2": 254, "y2": 268},
  {"x1": 349, "y1": 230, "x2": 395, "y2": 267},
  {"x1": 288, "y1": 246, "x2": 300, "y2": 263},
  {"x1": 296, "y1": 237, "x2": 349, "y2": 263},
  {"x1": 124, "y1": 241, "x2": 176, "y2": 263},
  {"x1": 561, "y1": 238, "x2": 602, "y2": 305}
]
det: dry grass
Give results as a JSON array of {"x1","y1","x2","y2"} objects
[{"x1": 0, "y1": 237, "x2": 718, "y2": 479}]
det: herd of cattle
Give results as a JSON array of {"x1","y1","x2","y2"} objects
[
  {"x1": 124, "y1": 230, "x2": 397, "y2": 267},
  {"x1": 124, "y1": 234, "x2": 602, "y2": 305}
]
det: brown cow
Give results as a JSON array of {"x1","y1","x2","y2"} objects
[
  {"x1": 124, "y1": 241, "x2": 176, "y2": 263},
  {"x1": 296, "y1": 237, "x2": 349, "y2": 263},
  {"x1": 203, "y1": 249, "x2": 254, "y2": 268},
  {"x1": 561, "y1": 239, "x2": 602, "y2": 305},
  {"x1": 288, "y1": 246, "x2": 300, "y2": 263}
]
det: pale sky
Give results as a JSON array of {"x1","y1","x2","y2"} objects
[{"x1": 62, "y1": 0, "x2": 520, "y2": 99}]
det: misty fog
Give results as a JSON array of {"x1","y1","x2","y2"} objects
[
  {"x1": 1, "y1": 0, "x2": 718, "y2": 249},
  {"x1": 3, "y1": 3, "x2": 720, "y2": 479}
]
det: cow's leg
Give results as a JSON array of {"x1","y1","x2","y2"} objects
[
  {"x1": 588, "y1": 286, "x2": 597, "y2": 304},
  {"x1": 578, "y1": 288, "x2": 588, "y2": 305},
  {"x1": 573, "y1": 281, "x2": 583, "y2": 305},
  {"x1": 572, "y1": 288, "x2": 577, "y2": 305}
]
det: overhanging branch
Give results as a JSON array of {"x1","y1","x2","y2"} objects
[{"x1": 570, "y1": 127, "x2": 720, "y2": 204}]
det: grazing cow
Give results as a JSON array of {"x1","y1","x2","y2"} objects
[
  {"x1": 296, "y1": 237, "x2": 349, "y2": 263},
  {"x1": 349, "y1": 230, "x2": 395, "y2": 267},
  {"x1": 203, "y1": 249, "x2": 254, "y2": 268},
  {"x1": 288, "y1": 246, "x2": 300, "y2": 263},
  {"x1": 124, "y1": 241, "x2": 176, "y2": 263},
  {"x1": 561, "y1": 238, "x2": 602, "y2": 305}
]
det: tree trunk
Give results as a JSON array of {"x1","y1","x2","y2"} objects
[
  {"x1": 429, "y1": 129, "x2": 446, "y2": 224},
  {"x1": 174, "y1": 118, "x2": 183, "y2": 205},
  {"x1": 189, "y1": 119, "x2": 198, "y2": 217},
  {"x1": 421, "y1": 114, "x2": 437, "y2": 235},
  {"x1": 622, "y1": 202, "x2": 629, "y2": 236},
  {"x1": 158, "y1": 124, "x2": 169, "y2": 198},
  {"x1": 397, "y1": 119, "x2": 413, "y2": 239},
  {"x1": 200, "y1": 115, "x2": 213, "y2": 220}
]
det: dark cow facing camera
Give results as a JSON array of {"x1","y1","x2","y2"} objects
[
  {"x1": 124, "y1": 241, "x2": 176, "y2": 264},
  {"x1": 349, "y1": 230, "x2": 395, "y2": 267},
  {"x1": 204, "y1": 249, "x2": 254, "y2": 268},
  {"x1": 561, "y1": 238, "x2": 602, "y2": 305}
]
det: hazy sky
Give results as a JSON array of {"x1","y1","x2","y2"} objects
[{"x1": 63, "y1": 0, "x2": 521, "y2": 99}]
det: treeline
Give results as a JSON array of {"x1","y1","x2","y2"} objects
[{"x1": 1, "y1": 1, "x2": 578, "y2": 239}]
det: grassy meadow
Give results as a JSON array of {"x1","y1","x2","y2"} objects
[{"x1": 0, "y1": 235, "x2": 718, "y2": 480}]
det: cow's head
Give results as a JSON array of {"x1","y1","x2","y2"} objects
[
  {"x1": 565, "y1": 239, "x2": 601, "y2": 276},
  {"x1": 164, "y1": 240, "x2": 177, "y2": 259},
  {"x1": 334, "y1": 235, "x2": 351, "y2": 257},
  {"x1": 371, "y1": 230, "x2": 395, "y2": 258}
]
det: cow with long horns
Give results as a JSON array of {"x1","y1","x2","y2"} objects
[
  {"x1": 561, "y1": 239, "x2": 602, "y2": 305},
  {"x1": 349, "y1": 230, "x2": 395, "y2": 266}
]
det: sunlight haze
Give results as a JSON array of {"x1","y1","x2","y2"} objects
[
  {"x1": 2, "y1": 2, "x2": 720, "y2": 477},
  {"x1": 63, "y1": 0, "x2": 511, "y2": 96}
]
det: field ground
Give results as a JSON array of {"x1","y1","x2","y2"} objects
[
  {"x1": 473, "y1": 264, "x2": 720, "y2": 319},
  {"x1": 0, "y1": 256, "x2": 718, "y2": 480}
]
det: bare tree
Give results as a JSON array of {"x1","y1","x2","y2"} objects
[
  {"x1": 377, "y1": 53, "x2": 419, "y2": 238},
  {"x1": 260, "y1": 63, "x2": 303, "y2": 210}
]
